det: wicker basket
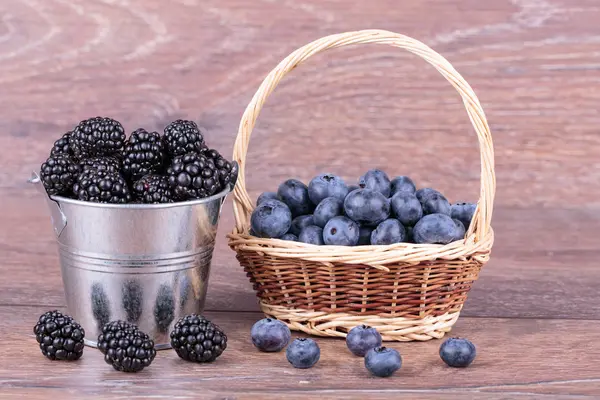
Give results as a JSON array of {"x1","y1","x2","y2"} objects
[{"x1": 228, "y1": 30, "x2": 495, "y2": 342}]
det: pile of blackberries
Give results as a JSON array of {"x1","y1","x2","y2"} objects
[
  {"x1": 39, "y1": 117, "x2": 237, "y2": 204},
  {"x1": 251, "y1": 170, "x2": 476, "y2": 245}
]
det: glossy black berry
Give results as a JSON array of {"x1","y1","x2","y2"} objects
[
  {"x1": 166, "y1": 152, "x2": 222, "y2": 200},
  {"x1": 50, "y1": 132, "x2": 73, "y2": 156},
  {"x1": 97, "y1": 321, "x2": 156, "y2": 373},
  {"x1": 71, "y1": 117, "x2": 126, "y2": 159},
  {"x1": 163, "y1": 120, "x2": 205, "y2": 157},
  {"x1": 73, "y1": 169, "x2": 132, "y2": 203},
  {"x1": 40, "y1": 154, "x2": 81, "y2": 196},
  {"x1": 33, "y1": 310, "x2": 85, "y2": 361},
  {"x1": 133, "y1": 174, "x2": 173, "y2": 204},
  {"x1": 122, "y1": 129, "x2": 166, "y2": 180},
  {"x1": 80, "y1": 156, "x2": 122, "y2": 173},
  {"x1": 201, "y1": 147, "x2": 238, "y2": 188},
  {"x1": 170, "y1": 314, "x2": 228, "y2": 363}
]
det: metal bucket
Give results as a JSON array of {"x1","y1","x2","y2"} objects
[{"x1": 29, "y1": 171, "x2": 232, "y2": 349}]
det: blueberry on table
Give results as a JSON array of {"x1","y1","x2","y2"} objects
[
  {"x1": 251, "y1": 199, "x2": 293, "y2": 238},
  {"x1": 298, "y1": 225, "x2": 324, "y2": 245},
  {"x1": 257, "y1": 191, "x2": 279, "y2": 206},
  {"x1": 357, "y1": 224, "x2": 374, "y2": 246},
  {"x1": 451, "y1": 202, "x2": 477, "y2": 230},
  {"x1": 346, "y1": 325, "x2": 382, "y2": 356},
  {"x1": 286, "y1": 338, "x2": 320, "y2": 369},
  {"x1": 421, "y1": 191, "x2": 451, "y2": 216},
  {"x1": 390, "y1": 176, "x2": 416, "y2": 195},
  {"x1": 370, "y1": 219, "x2": 406, "y2": 245},
  {"x1": 439, "y1": 337, "x2": 476, "y2": 367},
  {"x1": 344, "y1": 189, "x2": 390, "y2": 226},
  {"x1": 289, "y1": 214, "x2": 315, "y2": 236},
  {"x1": 359, "y1": 169, "x2": 392, "y2": 197},
  {"x1": 277, "y1": 179, "x2": 314, "y2": 217},
  {"x1": 280, "y1": 233, "x2": 298, "y2": 241},
  {"x1": 323, "y1": 216, "x2": 360, "y2": 246},
  {"x1": 391, "y1": 192, "x2": 423, "y2": 226},
  {"x1": 251, "y1": 318, "x2": 291, "y2": 352},
  {"x1": 313, "y1": 197, "x2": 344, "y2": 228},
  {"x1": 308, "y1": 173, "x2": 349, "y2": 204},
  {"x1": 413, "y1": 213, "x2": 461, "y2": 244},
  {"x1": 365, "y1": 346, "x2": 402, "y2": 377}
]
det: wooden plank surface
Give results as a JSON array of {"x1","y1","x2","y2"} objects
[
  {"x1": 1, "y1": 0, "x2": 599, "y2": 398},
  {"x1": 1, "y1": 308, "x2": 600, "y2": 399}
]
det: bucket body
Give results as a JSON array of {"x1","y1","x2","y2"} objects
[{"x1": 32, "y1": 173, "x2": 231, "y2": 349}]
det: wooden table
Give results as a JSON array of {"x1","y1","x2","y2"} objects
[{"x1": 1, "y1": 0, "x2": 599, "y2": 398}]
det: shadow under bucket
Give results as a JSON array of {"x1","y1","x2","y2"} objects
[{"x1": 30, "y1": 172, "x2": 232, "y2": 349}]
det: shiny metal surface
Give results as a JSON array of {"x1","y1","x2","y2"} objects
[{"x1": 30, "y1": 172, "x2": 231, "y2": 349}]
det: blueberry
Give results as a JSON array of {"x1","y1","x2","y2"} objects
[
  {"x1": 250, "y1": 199, "x2": 292, "y2": 238},
  {"x1": 346, "y1": 325, "x2": 382, "y2": 356},
  {"x1": 323, "y1": 216, "x2": 359, "y2": 246},
  {"x1": 257, "y1": 191, "x2": 279, "y2": 206},
  {"x1": 390, "y1": 176, "x2": 416, "y2": 195},
  {"x1": 452, "y1": 219, "x2": 466, "y2": 241},
  {"x1": 289, "y1": 215, "x2": 314, "y2": 236},
  {"x1": 251, "y1": 318, "x2": 291, "y2": 352},
  {"x1": 357, "y1": 225, "x2": 374, "y2": 246},
  {"x1": 415, "y1": 187, "x2": 441, "y2": 203},
  {"x1": 344, "y1": 189, "x2": 390, "y2": 226},
  {"x1": 370, "y1": 219, "x2": 406, "y2": 245},
  {"x1": 298, "y1": 225, "x2": 324, "y2": 245},
  {"x1": 359, "y1": 169, "x2": 391, "y2": 197},
  {"x1": 364, "y1": 347, "x2": 402, "y2": 377},
  {"x1": 286, "y1": 338, "x2": 320, "y2": 369},
  {"x1": 439, "y1": 337, "x2": 476, "y2": 367},
  {"x1": 421, "y1": 192, "x2": 451, "y2": 216},
  {"x1": 451, "y1": 202, "x2": 477, "y2": 230},
  {"x1": 390, "y1": 192, "x2": 423, "y2": 226},
  {"x1": 313, "y1": 197, "x2": 343, "y2": 228},
  {"x1": 280, "y1": 233, "x2": 298, "y2": 241},
  {"x1": 277, "y1": 179, "x2": 314, "y2": 217},
  {"x1": 308, "y1": 173, "x2": 348, "y2": 205},
  {"x1": 413, "y1": 213, "x2": 462, "y2": 244}
]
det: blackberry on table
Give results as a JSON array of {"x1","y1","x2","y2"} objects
[
  {"x1": 50, "y1": 132, "x2": 73, "y2": 156},
  {"x1": 170, "y1": 314, "x2": 228, "y2": 363},
  {"x1": 166, "y1": 152, "x2": 222, "y2": 200},
  {"x1": 80, "y1": 156, "x2": 122, "y2": 173},
  {"x1": 40, "y1": 154, "x2": 81, "y2": 196},
  {"x1": 73, "y1": 169, "x2": 132, "y2": 204},
  {"x1": 97, "y1": 321, "x2": 156, "y2": 373},
  {"x1": 33, "y1": 310, "x2": 85, "y2": 361},
  {"x1": 71, "y1": 116, "x2": 126, "y2": 159},
  {"x1": 201, "y1": 148, "x2": 237, "y2": 187},
  {"x1": 122, "y1": 129, "x2": 165, "y2": 180},
  {"x1": 163, "y1": 119, "x2": 205, "y2": 157},
  {"x1": 133, "y1": 174, "x2": 173, "y2": 204}
]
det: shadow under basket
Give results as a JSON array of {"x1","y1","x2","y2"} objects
[{"x1": 228, "y1": 29, "x2": 496, "y2": 342}]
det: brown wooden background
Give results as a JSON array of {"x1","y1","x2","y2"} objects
[{"x1": 1, "y1": 0, "x2": 600, "y2": 398}]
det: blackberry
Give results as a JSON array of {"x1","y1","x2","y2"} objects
[
  {"x1": 170, "y1": 314, "x2": 228, "y2": 363},
  {"x1": 71, "y1": 117, "x2": 126, "y2": 159},
  {"x1": 133, "y1": 174, "x2": 173, "y2": 204},
  {"x1": 40, "y1": 154, "x2": 81, "y2": 196},
  {"x1": 73, "y1": 169, "x2": 132, "y2": 203},
  {"x1": 122, "y1": 129, "x2": 165, "y2": 179},
  {"x1": 97, "y1": 321, "x2": 156, "y2": 373},
  {"x1": 201, "y1": 147, "x2": 238, "y2": 188},
  {"x1": 80, "y1": 156, "x2": 122, "y2": 173},
  {"x1": 166, "y1": 152, "x2": 221, "y2": 200},
  {"x1": 33, "y1": 310, "x2": 85, "y2": 361},
  {"x1": 50, "y1": 132, "x2": 73, "y2": 156},
  {"x1": 163, "y1": 119, "x2": 205, "y2": 157}
]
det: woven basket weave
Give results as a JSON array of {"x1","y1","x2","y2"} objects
[{"x1": 228, "y1": 30, "x2": 495, "y2": 341}]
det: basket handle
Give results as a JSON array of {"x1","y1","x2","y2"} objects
[{"x1": 232, "y1": 29, "x2": 495, "y2": 241}]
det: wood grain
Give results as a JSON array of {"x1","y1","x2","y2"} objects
[
  {"x1": 1, "y1": 308, "x2": 599, "y2": 399},
  {"x1": 1, "y1": 0, "x2": 599, "y2": 397}
]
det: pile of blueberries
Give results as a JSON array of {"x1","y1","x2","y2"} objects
[
  {"x1": 251, "y1": 169, "x2": 476, "y2": 246},
  {"x1": 251, "y1": 318, "x2": 477, "y2": 376}
]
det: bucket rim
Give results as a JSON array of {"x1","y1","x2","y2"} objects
[{"x1": 50, "y1": 183, "x2": 233, "y2": 209}]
